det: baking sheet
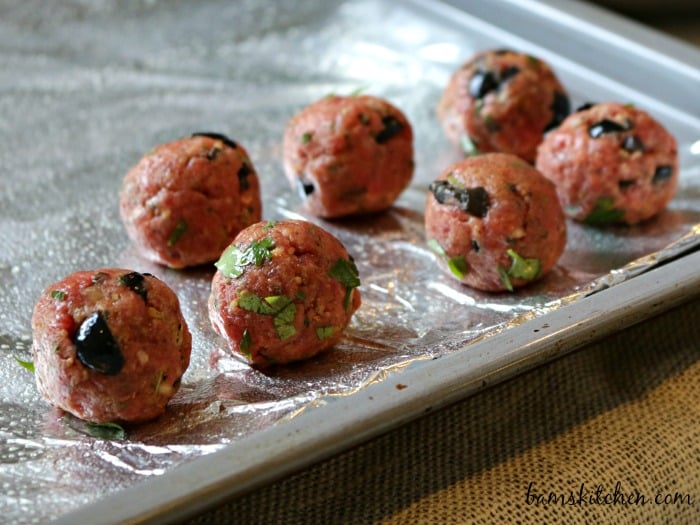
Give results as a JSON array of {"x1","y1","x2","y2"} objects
[{"x1": 0, "y1": 0, "x2": 699, "y2": 523}]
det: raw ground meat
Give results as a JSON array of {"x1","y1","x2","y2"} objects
[
  {"x1": 425, "y1": 153, "x2": 567, "y2": 292},
  {"x1": 31, "y1": 268, "x2": 191, "y2": 423},
  {"x1": 283, "y1": 94, "x2": 414, "y2": 218},
  {"x1": 120, "y1": 132, "x2": 262, "y2": 268},
  {"x1": 209, "y1": 219, "x2": 361, "y2": 366},
  {"x1": 438, "y1": 49, "x2": 570, "y2": 163},
  {"x1": 535, "y1": 101, "x2": 679, "y2": 225}
]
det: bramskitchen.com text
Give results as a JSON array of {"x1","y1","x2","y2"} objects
[{"x1": 525, "y1": 481, "x2": 694, "y2": 507}]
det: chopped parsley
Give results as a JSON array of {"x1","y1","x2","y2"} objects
[
  {"x1": 584, "y1": 197, "x2": 625, "y2": 225},
  {"x1": 168, "y1": 219, "x2": 188, "y2": 246},
  {"x1": 328, "y1": 258, "x2": 361, "y2": 310},
  {"x1": 301, "y1": 132, "x2": 313, "y2": 143},
  {"x1": 215, "y1": 238, "x2": 275, "y2": 278}
]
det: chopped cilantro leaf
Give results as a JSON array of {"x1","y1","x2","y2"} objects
[
  {"x1": 447, "y1": 256, "x2": 468, "y2": 279},
  {"x1": 274, "y1": 323, "x2": 297, "y2": 341},
  {"x1": 506, "y1": 249, "x2": 541, "y2": 281},
  {"x1": 328, "y1": 258, "x2": 361, "y2": 309},
  {"x1": 459, "y1": 134, "x2": 479, "y2": 156},
  {"x1": 328, "y1": 258, "x2": 360, "y2": 289},
  {"x1": 316, "y1": 326, "x2": 336, "y2": 340},
  {"x1": 215, "y1": 238, "x2": 275, "y2": 278},
  {"x1": 498, "y1": 266, "x2": 514, "y2": 292},
  {"x1": 584, "y1": 197, "x2": 625, "y2": 225},
  {"x1": 428, "y1": 239, "x2": 468, "y2": 279},
  {"x1": 50, "y1": 290, "x2": 66, "y2": 300},
  {"x1": 237, "y1": 290, "x2": 276, "y2": 315},
  {"x1": 240, "y1": 329, "x2": 253, "y2": 358},
  {"x1": 167, "y1": 219, "x2": 188, "y2": 246},
  {"x1": 85, "y1": 422, "x2": 126, "y2": 440},
  {"x1": 237, "y1": 291, "x2": 297, "y2": 341},
  {"x1": 427, "y1": 238, "x2": 446, "y2": 257},
  {"x1": 14, "y1": 356, "x2": 35, "y2": 373}
]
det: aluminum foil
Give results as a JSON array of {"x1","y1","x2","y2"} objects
[{"x1": 1, "y1": 1, "x2": 699, "y2": 523}]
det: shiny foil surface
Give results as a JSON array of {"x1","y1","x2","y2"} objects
[{"x1": 1, "y1": 1, "x2": 699, "y2": 523}]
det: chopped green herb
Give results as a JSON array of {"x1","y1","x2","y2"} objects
[
  {"x1": 447, "y1": 256, "x2": 468, "y2": 279},
  {"x1": 459, "y1": 134, "x2": 479, "y2": 156},
  {"x1": 237, "y1": 290, "x2": 276, "y2": 315},
  {"x1": 349, "y1": 85, "x2": 369, "y2": 96},
  {"x1": 85, "y1": 422, "x2": 127, "y2": 441},
  {"x1": 328, "y1": 258, "x2": 361, "y2": 310},
  {"x1": 446, "y1": 173, "x2": 465, "y2": 189},
  {"x1": 237, "y1": 291, "x2": 297, "y2": 341},
  {"x1": 263, "y1": 221, "x2": 276, "y2": 230},
  {"x1": 14, "y1": 356, "x2": 35, "y2": 373},
  {"x1": 240, "y1": 329, "x2": 253, "y2": 358},
  {"x1": 506, "y1": 249, "x2": 541, "y2": 281},
  {"x1": 168, "y1": 219, "x2": 188, "y2": 246},
  {"x1": 215, "y1": 238, "x2": 275, "y2": 278},
  {"x1": 301, "y1": 132, "x2": 313, "y2": 143},
  {"x1": 274, "y1": 323, "x2": 297, "y2": 341},
  {"x1": 153, "y1": 371, "x2": 164, "y2": 394},
  {"x1": 498, "y1": 266, "x2": 514, "y2": 292},
  {"x1": 316, "y1": 326, "x2": 336, "y2": 340},
  {"x1": 584, "y1": 197, "x2": 625, "y2": 225},
  {"x1": 427, "y1": 238, "x2": 446, "y2": 257},
  {"x1": 50, "y1": 290, "x2": 67, "y2": 301},
  {"x1": 268, "y1": 296, "x2": 295, "y2": 322},
  {"x1": 428, "y1": 239, "x2": 468, "y2": 279}
]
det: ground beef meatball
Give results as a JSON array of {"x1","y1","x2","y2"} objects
[
  {"x1": 209, "y1": 219, "x2": 361, "y2": 366},
  {"x1": 437, "y1": 49, "x2": 570, "y2": 163},
  {"x1": 425, "y1": 153, "x2": 566, "y2": 292},
  {"x1": 119, "y1": 132, "x2": 262, "y2": 268},
  {"x1": 535, "y1": 102, "x2": 679, "y2": 225},
  {"x1": 282, "y1": 94, "x2": 414, "y2": 218},
  {"x1": 31, "y1": 269, "x2": 191, "y2": 424}
]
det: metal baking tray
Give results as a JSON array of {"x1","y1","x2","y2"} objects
[{"x1": 1, "y1": 0, "x2": 699, "y2": 523}]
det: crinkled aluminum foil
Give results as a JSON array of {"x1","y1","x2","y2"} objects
[{"x1": 1, "y1": 1, "x2": 699, "y2": 523}]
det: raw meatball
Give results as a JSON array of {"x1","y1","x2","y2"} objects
[
  {"x1": 209, "y1": 219, "x2": 361, "y2": 365},
  {"x1": 535, "y1": 102, "x2": 679, "y2": 225},
  {"x1": 425, "y1": 153, "x2": 566, "y2": 292},
  {"x1": 438, "y1": 49, "x2": 570, "y2": 163},
  {"x1": 282, "y1": 94, "x2": 414, "y2": 218},
  {"x1": 31, "y1": 269, "x2": 191, "y2": 424},
  {"x1": 120, "y1": 132, "x2": 262, "y2": 268}
]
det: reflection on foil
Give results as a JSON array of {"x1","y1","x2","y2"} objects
[{"x1": 0, "y1": 0, "x2": 699, "y2": 523}]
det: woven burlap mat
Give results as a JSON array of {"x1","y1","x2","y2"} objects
[{"x1": 185, "y1": 297, "x2": 700, "y2": 524}]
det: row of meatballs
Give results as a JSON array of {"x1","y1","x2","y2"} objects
[{"x1": 30, "y1": 48, "x2": 679, "y2": 425}]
